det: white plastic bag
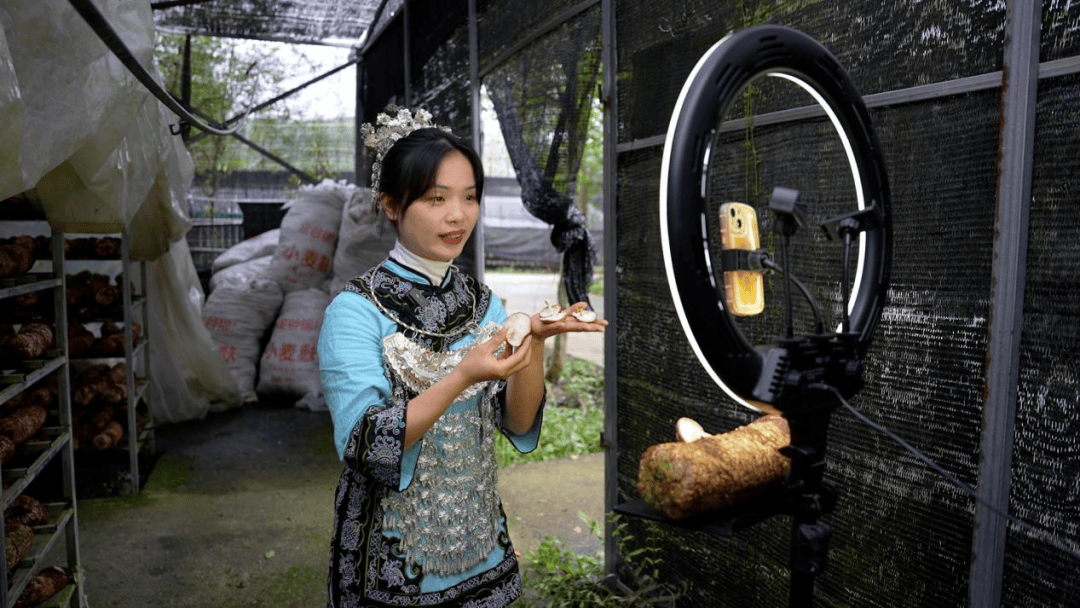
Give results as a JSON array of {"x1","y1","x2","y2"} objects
[
  {"x1": 202, "y1": 279, "x2": 283, "y2": 403},
  {"x1": 256, "y1": 288, "x2": 330, "y2": 409},
  {"x1": 268, "y1": 180, "x2": 352, "y2": 292},
  {"x1": 328, "y1": 187, "x2": 396, "y2": 295},
  {"x1": 212, "y1": 228, "x2": 280, "y2": 273},
  {"x1": 209, "y1": 255, "x2": 273, "y2": 294}
]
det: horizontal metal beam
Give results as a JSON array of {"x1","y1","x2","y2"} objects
[
  {"x1": 615, "y1": 54, "x2": 1080, "y2": 154},
  {"x1": 150, "y1": 0, "x2": 217, "y2": 10},
  {"x1": 186, "y1": 59, "x2": 359, "y2": 145}
]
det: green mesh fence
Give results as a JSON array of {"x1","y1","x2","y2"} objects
[{"x1": 222, "y1": 118, "x2": 356, "y2": 177}]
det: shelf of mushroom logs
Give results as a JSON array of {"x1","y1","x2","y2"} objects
[
  {"x1": 0, "y1": 201, "x2": 84, "y2": 606},
  {"x1": 54, "y1": 233, "x2": 153, "y2": 498}
]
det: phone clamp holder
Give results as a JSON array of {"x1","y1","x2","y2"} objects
[
  {"x1": 820, "y1": 200, "x2": 884, "y2": 331},
  {"x1": 769, "y1": 186, "x2": 807, "y2": 238},
  {"x1": 820, "y1": 200, "x2": 884, "y2": 242},
  {"x1": 720, "y1": 248, "x2": 771, "y2": 273}
]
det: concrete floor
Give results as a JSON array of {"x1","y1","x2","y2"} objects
[
  {"x1": 74, "y1": 272, "x2": 608, "y2": 607},
  {"x1": 75, "y1": 400, "x2": 605, "y2": 607}
]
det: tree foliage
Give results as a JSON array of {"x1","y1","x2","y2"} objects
[{"x1": 153, "y1": 34, "x2": 300, "y2": 194}]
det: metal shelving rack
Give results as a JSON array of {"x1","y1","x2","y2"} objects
[
  {"x1": 119, "y1": 228, "x2": 153, "y2": 493},
  {"x1": 65, "y1": 230, "x2": 154, "y2": 495},
  {"x1": 0, "y1": 228, "x2": 87, "y2": 608}
]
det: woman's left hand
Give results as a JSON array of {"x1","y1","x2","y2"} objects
[{"x1": 529, "y1": 302, "x2": 608, "y2": 342}]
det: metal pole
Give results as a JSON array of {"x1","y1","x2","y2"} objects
[
  {"x1": 970, "y1": 1, "x2": 1041, "y2": 606},
  {"x1": 600, "y1": 0, "x2": 620, "y2": 589},
  {"x1": 356, "y1": 56, "x2": 367, "y2": 186},
  {"x1": 403, "y1": 0, "x2": 412, "y2": 105},
  {"x1": 469, "y1": 0, "x2": 485, "y2": 282},
  {"x1": 181, "y1": 34, "x2": 192, "y2": 142}
]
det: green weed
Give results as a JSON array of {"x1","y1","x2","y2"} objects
[
  {"x1": 517, "y1": 514, "x2": 684, "y2": 608},
  {"x1": 496, "y1": 406, "x2": 603, "y2": 468}
]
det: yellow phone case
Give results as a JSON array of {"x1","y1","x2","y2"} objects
[{"x1": 719, "y1": 202, "x2": 765, "y2": 316}]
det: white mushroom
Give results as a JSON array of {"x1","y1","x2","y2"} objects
[
  {"x1": 572, "y1": 309, "x2": 597, "y2": 322},
  {"x1": 675, "y1": 417, "x2": 711, "y2": 442},
  {"x1": 560, "y1": 301, "x2": 596, "y2": 323},
  {"x1": 538, "y1": 299, "x2": 567, "y2": 322},
  {"x1": 503, "y1": 312, "x2": 532, "y2": 348}
]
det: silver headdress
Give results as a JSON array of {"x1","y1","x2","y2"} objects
[{"x1": 360, "y1": 107, "x2": 452, "y2": 210}]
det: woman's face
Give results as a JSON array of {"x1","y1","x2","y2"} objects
[{"x1": 393, "y1": 150, "x2": 479, "y2": 262}]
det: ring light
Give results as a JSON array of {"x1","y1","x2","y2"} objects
[{"x1": 659, "y1": 25, "x2": 892, "y2": 410}]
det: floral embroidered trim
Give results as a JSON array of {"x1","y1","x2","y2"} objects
[{"x1": 345, "y1": 263, "x2": 490, "y2": 351}]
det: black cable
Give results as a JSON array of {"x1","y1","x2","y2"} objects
[
  {"x1": 754, "y1": 252, "x2": 825, "y2": 334},
  {"x1": 67, "y1": 0, "x2": 245, "y2": 136},
  {"x1": 841, "y1": 232, "x2": 853, "y2": 333},
  {"x1": 813, "y1": 382, "x2": 1080, "y2": 562},
  {"x1": 779, "y1": 235, "x2": 795, "y2": 338}
]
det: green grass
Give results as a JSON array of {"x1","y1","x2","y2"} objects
[
  {"x1": 496, "y1": 356, "x2": 605, "y2": 468},
  {"x1": 496, "y1": 405, "x2": 604, "y2": 468}
]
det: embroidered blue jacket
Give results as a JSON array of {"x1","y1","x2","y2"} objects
[{"x1": 319, "y1": 259, "x2": 543, "y2": 607}]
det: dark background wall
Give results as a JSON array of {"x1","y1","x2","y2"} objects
[{"x1": 611, "y1": 1, "x2": 1079, "y2": 607}]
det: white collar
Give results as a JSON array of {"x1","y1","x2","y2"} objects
[{"x1": 388, "y1": 240, "x2": 451, "y2": 286}]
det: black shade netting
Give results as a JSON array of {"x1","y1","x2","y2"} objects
[
  {"x1": 153, "y1": 0, "x2": 377, "y2": 45},
  {"x1": 482, "y1": 5, "x2": 602, "y2": 306},
  {"x1": 1042, "y1": 0, "x2": 1080, "y2": 62},
  {"x1": 614, "y1": 0, "x2": 1006, "y2": 145},
  {"x1": 475, "y1": 0, "x2": 586, "y2": 71},
  {"x1": 1001, "y1": 73, "x2": 1080, "y2": 608},
  {"x1": 615, "y1": 144, "x2": 794, "y2": 607},
  {"x1": 409, "y1": 2, "x2": 477, "y2": 274},
  {"x1": 409, "y1": 2, "x2": 474, "y2": 140},
  {"x1": 615, "y1": 86, "x2": 1002, "y2": 605},
  {"x1": 360, "y1": 17, "x2": 407, "y2": 125}
]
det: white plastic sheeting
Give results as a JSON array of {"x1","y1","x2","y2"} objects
[
  {"x1": 148, "y1": 241, "x2": 243, "y2": 422},
  {"x1": 0, "y1": 1, "x2": 244, "y2": 422},
  {"x1": 1, "y1": 2, "x2": 193, "y2": 253}
]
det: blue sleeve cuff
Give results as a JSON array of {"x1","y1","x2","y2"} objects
[
  {"x1": 398, "y1": 438, "x2": 422, "y2": 491},
  {"x1": 499, "y1": 387, "x2": 545, "y2": 453}
]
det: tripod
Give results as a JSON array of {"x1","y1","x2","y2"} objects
[{"x1": 762, "y1": 187, "x2": 880, "y2": 608}]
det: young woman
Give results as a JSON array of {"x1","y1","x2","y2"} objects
[{"x1": 318, "y1": 123, "x2": 604, "y2": 607}]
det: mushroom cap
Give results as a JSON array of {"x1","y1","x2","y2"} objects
[
  {"x1": 571, "y1": 309, "x2": 597, "y2": 322},
  {"x1": 503, "y1": 312, "x2": 532, "y2": 347},
  {"x1": 538, "y1": 299, "x2": 567, "y2": 322},
  {"x1": 675, "y1": 417, "x2": 710, "y2": 442}
]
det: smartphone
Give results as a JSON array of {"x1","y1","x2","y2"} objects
[{"x1": 718, "y1": 202, "x2": 764, "y2": 316}]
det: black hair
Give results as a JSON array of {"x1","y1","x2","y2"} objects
[{"x1": 378, "y1": 127, "x2": 485, "y2": 221}]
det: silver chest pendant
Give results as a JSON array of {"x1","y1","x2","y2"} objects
[{"x1": 379, "y1": 324, "x2": 505, "y2": 576}]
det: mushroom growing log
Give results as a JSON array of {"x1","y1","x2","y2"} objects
[{"x1": 637, "y1": 415, "x2": 792, "y2": 520}]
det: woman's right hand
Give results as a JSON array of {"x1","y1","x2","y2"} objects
[{"x1": 454, "y1": 327, "x2": 534, "y2": 385}]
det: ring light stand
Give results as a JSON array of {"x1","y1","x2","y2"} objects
[{"x1": 658, "y1": 25, "x2": 893, "y2": 607}]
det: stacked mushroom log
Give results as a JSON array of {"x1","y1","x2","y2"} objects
[{"x1": 70, "y1": 363, "x2": 141, "y2": 451}]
